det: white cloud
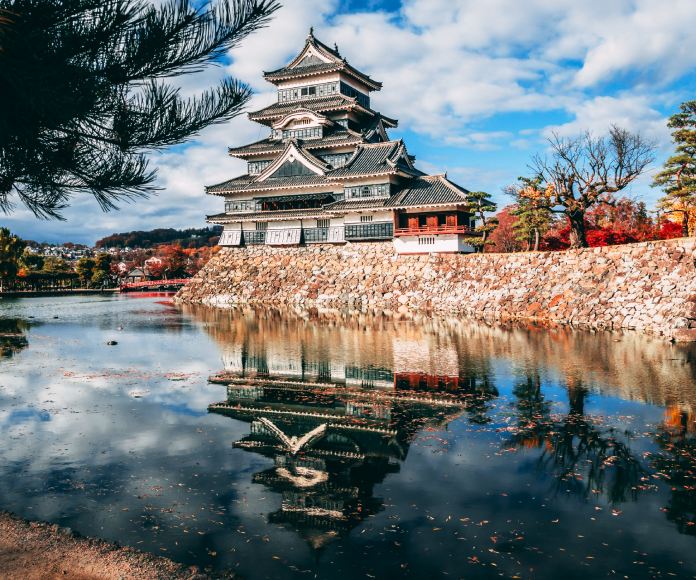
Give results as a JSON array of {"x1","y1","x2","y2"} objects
[
  {"x1": 6, "y1": 0, "x2": 695, "y2": 242},
  {"x1": 544, "y1": 94, "x2": 671, "y2": 143}
]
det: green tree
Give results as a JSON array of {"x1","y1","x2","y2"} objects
[
  {"x1": 514, "y1": 127, "x2": 654, "y2": 248},
  {"x1": 465, "y1": 190, "x2": 498, "y2": 248},
  {"x1": 41, "y1": 256, "x2": 71, "y2": 274},
  {"x1": 652, "y1": 100, "x2": 696, "y2": 237},
  {"x1": 0, "y1": 0, "x2": 279, "y2": 219},
  {"x1": 75, "y1": 257, "x2": 96, "y2": 286},
  {"x1": 19, "y1": 247, "x2": 44, "y2": 271},
  {"x1": 0, "y1": 227, "x2": 26, "y2": 290},
  {"x1": 506, "y1": 176, "x2": 555, "y2": 251},
  {"x1": 91, "y1": 252, "x2": 113, "y2": 287}
]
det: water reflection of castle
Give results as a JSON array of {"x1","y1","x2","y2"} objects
[{"x1": 208, "y1": 320, "x2": 496, "y2": 548}]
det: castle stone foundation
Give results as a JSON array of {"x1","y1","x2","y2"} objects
[{"x1": 175, "y1": 238, "x2": 696, "y2": 341}]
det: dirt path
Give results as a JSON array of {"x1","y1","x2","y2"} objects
[{"x1": 0, "y1": 511, "x2": 203, "y2": 579}]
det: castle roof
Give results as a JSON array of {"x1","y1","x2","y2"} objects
[
  {"x1": 330, "y1": 140, "x2": 422, "y2": 179},
  {"x1": 228, "y1": 127, "x2": 366, "y2": 158},
  {"x1": 323, "y1": 176, "x2": 471, "y2": 212},
  {"x1": 248, "y1": 95, "x2": 397, "y2": 128},
  {"x1": 263, "y1": 29, "x2": 382, "y2": 91}
]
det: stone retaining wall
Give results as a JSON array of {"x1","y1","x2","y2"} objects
[{"x1": 175, "y1": 238, "x2": 696, "y2": 341}]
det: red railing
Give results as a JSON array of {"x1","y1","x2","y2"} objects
[
  {"x1": 119, "y1": 278, "x2": 190, "y2": 291},
  {"x1": 393, "y1": 225, "x2": 476, "y2": 237}
]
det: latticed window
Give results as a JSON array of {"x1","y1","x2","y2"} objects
[
  {"x1": 272, "y1": 126, "x2": 322, "y2": 141},
  {"x1": 255, "y1": 222, "x2": 268, "y2": 231},
  {"x1": 339, "y1": 82, "x2": 370, "y2": 108},
  {"x1": 322, "y1": 153, "x2": 352, "y2": 168},
  {"x1": 345, "y1": 184, "x2": 389, "y2": 199},
  {"x1": 360, "y1": 215, "x2": 373, "y2": 223},
  {"x1": 248, "y1": 160, "x2": 272, "y2": 175},
  {"x1": 317, "y1": 219, "x2": 330, "y2": 228},
  {"x1": 277, "y1": 82, "x2": 339, "y2": 103},
  {"x1": 345, "y1": 222, "x2": 393, "y2": 240},
  {"x1": 225, "y1": 200, "x2": 253, "y2": 212}
]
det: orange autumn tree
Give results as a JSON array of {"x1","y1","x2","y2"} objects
[{"x1": 511, "y1": 127, "x2": 655, "y2": 248}]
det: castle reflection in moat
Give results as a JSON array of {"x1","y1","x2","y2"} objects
[
  {"x1": 193, "y1": 305, "x2": 696, "y2": 549},
  {"x1": 205, "y1": 308, "x2": 497, "y2": 548}
]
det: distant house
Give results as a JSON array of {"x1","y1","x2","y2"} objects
[{"x1": 125, "y1": 268, "x2": 146, "y2": 284}]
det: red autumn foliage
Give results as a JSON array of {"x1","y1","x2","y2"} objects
[
  {"x1": 536, "y1": 197, "x2": 683, "y2": 250},
  {"x1": 658, "y1": 220, "x2": 684, "y2": 240},
  {"x1": 487, "y1": 207, "x2": 523, "y2": 253}
]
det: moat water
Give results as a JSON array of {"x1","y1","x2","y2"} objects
[{"x1": 1, "y1": 294, "x2": 696, "y2": 579}]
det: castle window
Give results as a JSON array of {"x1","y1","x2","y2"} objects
[
  {"x1": 255, "y1": 222, "x2": 268, "y2": 231},
  {"x1": 345, "y1": 183, "x2": 390, "y2": 199},
  {"x1": 225, "y1": 200, "x2": 253, "y2": 212},
  {"x1": 248, "y1": 160, "x2": 272, "y2": 175},
  {"x1": 277, "y1": 82, "x2": 339, "y2": 103},
  {"x1": 317, "y1": 219, "x2": 330, "y2": 228},
  {"x1": 360, "y1": 215, "x2": 373, "y2": 223}
]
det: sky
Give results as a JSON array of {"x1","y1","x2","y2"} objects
[{"x1": 4, "y1": 0, "x2": 696, "y2": 245}]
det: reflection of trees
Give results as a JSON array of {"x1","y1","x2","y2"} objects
[
  {"x1": 509, "y1": 371, "x2": 645, "y2": 504},
  {"x1": 0, "y1": 318, "x2": 29, "y2": 358},
  {"x1": 450, "y1": 330, "x2": 498, "y2": 424},
  {"x1": 652, "y1": 408, "x2": 696, "y2": 535}
]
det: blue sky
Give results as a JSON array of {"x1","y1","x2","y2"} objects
[{"x1": 4, "y1": 0, "x2": 695, "y2": 244}]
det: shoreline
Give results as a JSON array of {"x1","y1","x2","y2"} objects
[
  {"x1": 0, "y1": 288, "x2": 119, "y2": 298},
  {"x1": 0, "y1": 511, "x2": 204, "y2": 579}
]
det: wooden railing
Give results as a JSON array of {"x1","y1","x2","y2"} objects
[{"x1": 393, "y1": 225, "x2": 475, "y2": 237}]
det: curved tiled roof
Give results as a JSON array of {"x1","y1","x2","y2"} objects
[
  {"x1": 322, "y1": 176, "x2": 471, "y2": 212},
  {"x1": 385, "y1": 175, "x2": 470, "y2": 207},
  {"x1": 228, "y1": 128, "x2": 365, "y2": 158},
  {"x1": 330, "y1": 141, "x2": 421, "y2": 179},
  {"x1": 206, "y1": 174, "x2": 254, "y2": 193},
  {"x1": 208, "y1": 208, "x2": 332, "y2": 223},
  {"x1": 248, "y1": 96, "x2": 398, "y2": 128},
  {"x1": 207, "y1": 174, "x2": 338, "y2": 196},
  {"x1": 263, "y1": 32, "x2": 382, "y2": 90}
]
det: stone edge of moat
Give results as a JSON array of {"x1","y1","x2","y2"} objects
[
  {"x1": 0, "y1": 511, "x2": 207, "y2": 579},
  {"x1": 175, "y1": 237, "x2": 696, "y2": 342}
]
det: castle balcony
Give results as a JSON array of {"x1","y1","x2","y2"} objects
[{"x1": 393, "y1": 224, "x2": 476, "y2": 237}]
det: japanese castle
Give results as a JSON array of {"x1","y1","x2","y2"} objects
[{"x1": 208, "y1": 29, "x2": 478, "y2": 254}]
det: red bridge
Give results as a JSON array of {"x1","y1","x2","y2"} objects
[{"x1": 119, "y1": 278, "x2": 191, "y2": 292}]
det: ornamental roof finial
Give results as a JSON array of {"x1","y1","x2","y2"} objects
[
  {"x1": 308, "y1": 26, "x2": 314, "y2": 38},
  {"x1": 334, "y1": 43, "x2": 340, "y2": 54}
]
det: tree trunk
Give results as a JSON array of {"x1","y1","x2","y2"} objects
[
  {"x1": 533, "y1": 228, "x2": 540, "y2": 251},
  {"x1": 567, "y1": 210, "x2": 587, "y2": 248},
  {"x1": 682, "y1": 211, "x2": 690, "y2": 237}
]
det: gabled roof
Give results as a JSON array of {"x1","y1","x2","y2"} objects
[
  {"x1": 263, "y1": 29, "x2": 382, "y2": 91},
  {"x1": 363, "y1": 116, "x2": 391, "y2": 143},
  {"x1": 255, "y1": 140, "x2": 329, "y2": 182},
  {"x1": 329, "y1": 140, "x2": 422, "y2": 179},
  {"x1": 207, "y1": 174, "x2": 336, "y2": 196},
  {"x1": 248, "y1": 95, "x2": 398, "y2": 128},
  {"x1": 206, "y1": 142, "x2": 341, "y2": 196}
]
